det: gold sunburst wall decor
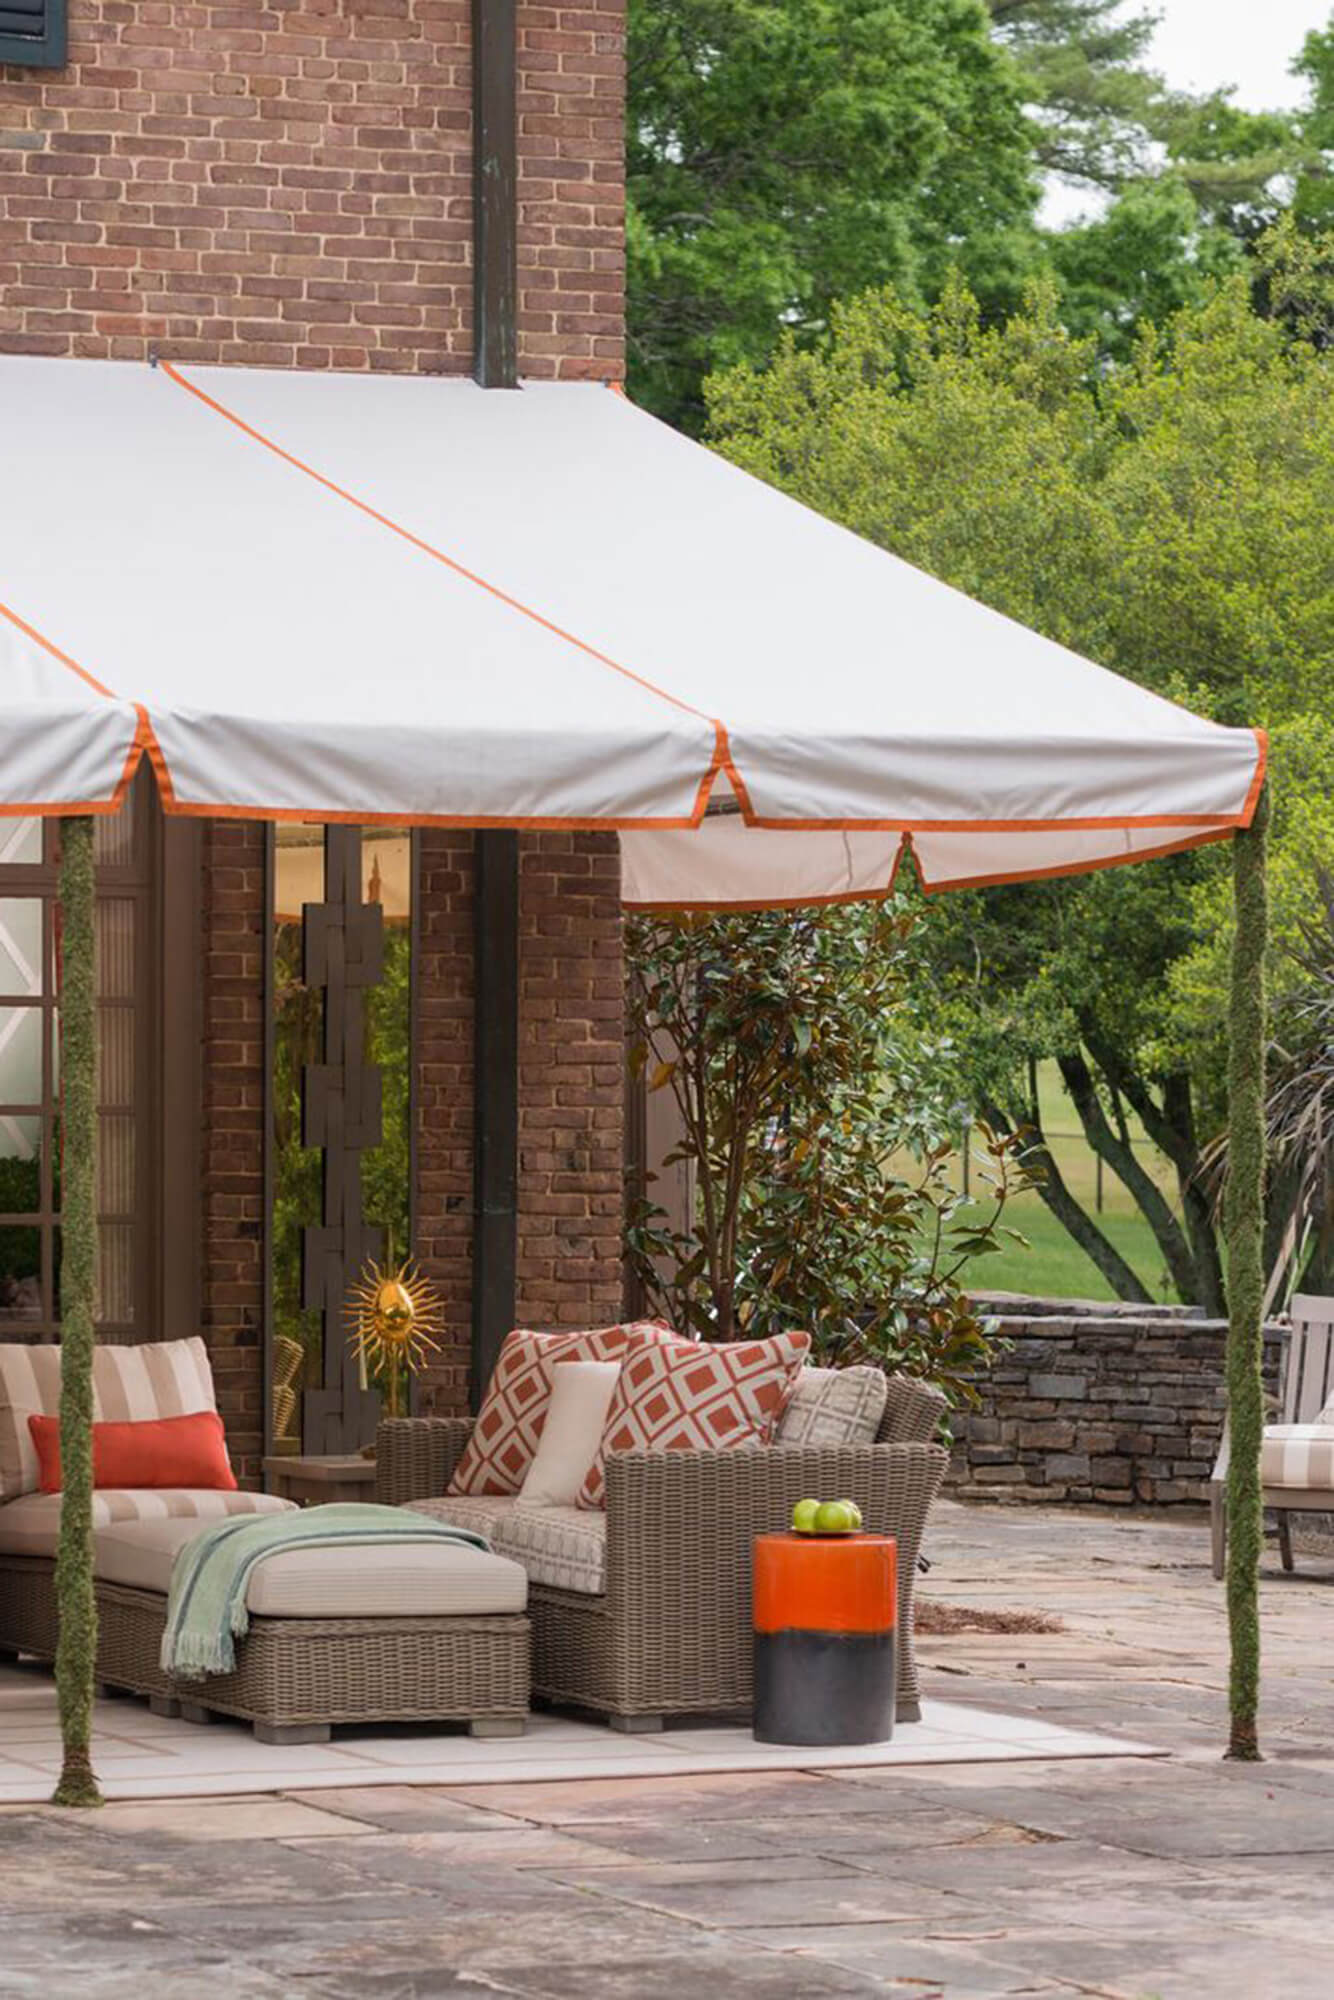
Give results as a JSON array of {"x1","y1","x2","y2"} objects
[{"x1": 345, "y1": 1256, "x2": 444, "y2": 1419}]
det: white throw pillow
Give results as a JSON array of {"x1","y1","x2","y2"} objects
[{"x1": 518, "y1": 1360, "x2": 622, "y2": 1509}]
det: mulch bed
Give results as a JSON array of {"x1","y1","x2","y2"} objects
[{"x1": 916, "y1": 1601, "x2": 1064, "y2": 1635}]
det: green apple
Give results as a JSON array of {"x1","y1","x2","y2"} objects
[
  {"x1": 814, "y1": 1500, "x2": 857, "y2": 1535},
  {"x1": 836, "y1": 1499, "x2": 864, "y2": 1530},
  {"x1": 791, "y1": 1498, "x2": 821, "y2": 1534}
]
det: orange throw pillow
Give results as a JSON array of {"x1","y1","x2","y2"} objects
[
  {"x1": 448, "y1": 1322, "x2": 684, "y2": 1497},
  {"x1": 577, "y1": 1330, "x2": 811, "y2": 1510},
  {"x1": 28, "y1": 1409, "x2": 238, "y2": 1494}
]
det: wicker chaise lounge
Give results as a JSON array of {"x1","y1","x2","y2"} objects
[{"x1": 377, "y1": 1373, "x2": 948, "y2": 1727}]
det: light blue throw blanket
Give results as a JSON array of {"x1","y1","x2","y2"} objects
[{"x1": 160, "y1": 1503, "x2": 489, "y2": 1679}]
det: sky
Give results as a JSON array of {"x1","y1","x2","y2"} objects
[
  {"x1": 1147, "y1": 0, "x2": 1329, "y2": 110},
  {"x1": 1040, "y1": 0, "x2": 1331, "y2": 225}
]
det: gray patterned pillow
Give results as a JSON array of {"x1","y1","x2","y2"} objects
[{"x1": 775, "y1": 1365, "x2": 888, "y2": 1448}]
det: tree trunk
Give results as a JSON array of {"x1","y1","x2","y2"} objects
[
  {"x1": 980, "y1": 1094, "x2": 1151, "y2": 1303},
  {"x1": 1082, "y1": 1033, "x2": 1227, "y2": 1315},
  {"x1": 53, "y1": 816, "x2": 102, "y2": 1809},
  {"x1": 1057, "y1": 1049, "x2": 1195, "y2": 1302},
  {"x1": 1225, "y1": 786, "x2": 1268, "y2": 1762}
]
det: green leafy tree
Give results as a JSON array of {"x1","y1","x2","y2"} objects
[
  {"x1": 1292, "y1": 21, "x2": 1334, "y2": 237},
  {"x1": 627, "y1": 0, "x2": 1038, "y2": 428},
  {"x1": 707, "y1": 254, "x2": 1334, "y2": 1303},
  {"x1": 624, "y1": 905, "x2": 1037, "y2": 1398},
  {"x1": 1048, "y1": 173, "x2": 1245, "y2": 354},
  {"x1": 987, "y1": 0, "x2": 1171, "y2": 189}
]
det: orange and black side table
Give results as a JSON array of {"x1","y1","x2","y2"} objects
[{"x1": 752, "y1": 1532, "x2": 897, "y2": 1746}]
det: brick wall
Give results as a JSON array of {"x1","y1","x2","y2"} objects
[
  {"x1": 0, "y1": 0, "x2": 624, "y2": 378},
  {"x1": 413, "y1": 829, "x2": 624, "y2": 1418},
  {"x1": 199, "y1": 819, "x2": 267, "y2": 1484},
  {"x1": 515, "y1": 831, "x2": 623, "y2": 1330},
  {"x1": 413, "y1": 828, "x2": 475, "y2": 1415},
  {"x1": 949, "y1": 1300, "x2": 1286, "y2": 1506}
]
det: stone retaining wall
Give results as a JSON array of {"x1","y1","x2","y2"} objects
[{"x1": 949, "y1": 1297, "x2": 1287, "y2": 1506}]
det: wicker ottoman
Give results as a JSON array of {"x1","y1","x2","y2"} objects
[{"x1": 89, "y1": 1517, "x2": 530, "y2": 1743}]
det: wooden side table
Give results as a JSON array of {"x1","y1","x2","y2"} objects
[
  {"x1": 263, "y1": 1454, "x2": 378, "y2": 1507},
  {"x1": 752, "y1": 1531, "x2": 897, "y2": 1746}
]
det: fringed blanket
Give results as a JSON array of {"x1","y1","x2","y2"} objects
[{"x1": 160, "y1": 1502, "x2": 489, "y2": 1678}]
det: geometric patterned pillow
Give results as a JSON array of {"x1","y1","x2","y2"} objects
[
  {"x1": 447, "y1": 1322, "x2": 679, "y2": 1498},
  {"x1": 576, "y1": 1330, "x2": 811, "y2": 1510},
  {"x1": 775, "y1": 1363, "x2": 888, "y2": 1448},
  {"x1": 0, "y1": 1336, "x2": 218, "y2": 1502}
]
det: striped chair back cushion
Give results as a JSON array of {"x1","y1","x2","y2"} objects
[{"x1": 0, "y1": 1337, "x2": 217, "y2": 1501}]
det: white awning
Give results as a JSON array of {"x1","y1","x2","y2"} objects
[{"x1": 0, "y1": 357, "x2": 1264, "y2": 904}]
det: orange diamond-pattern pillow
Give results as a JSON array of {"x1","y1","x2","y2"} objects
[
  {"x1": 448, "y1": 1323, "x2": 679, "y2": 1497},
  {"x1": 576, "y1": 1331, "x2": 811, "y2": 1510}
]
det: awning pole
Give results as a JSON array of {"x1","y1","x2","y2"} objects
[
  {"x1": 53, "y1": 815, "x2": 102, "y2": 1808},
  {"x1": 1224, "y1": 782, "x2": 1268, "y2": 1762}
]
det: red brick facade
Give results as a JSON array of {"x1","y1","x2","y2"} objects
[
  {"x1": 0, "y1": 0, "x2": 624, "y2": 378},
  {"x1": 199, "y1": 820, "x2": 267, "y2": 1479},
  {"x1": 4, "y1": 4, "x2": 629, "y2": 1458},
  {"x1": 414, "y1": 831, "x2": 624, "y2": 1418}
]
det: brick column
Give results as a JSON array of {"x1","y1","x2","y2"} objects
[
  {"x1": 413, "y1": 828, "x2": 625, "y2": 1415},
  {"x1": 199, "y1": 821, "x2": 266, "y2": 1485}
]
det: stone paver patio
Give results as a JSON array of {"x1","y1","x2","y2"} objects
[{"x1": 1, "y1": 1498, "x2": 1330, "y2": 1998}]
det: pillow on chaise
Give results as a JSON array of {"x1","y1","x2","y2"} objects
[
  {"x1": 518, "y1": 1360, "x2": 621, "y2": 1509},
  {"x1": 577, "y1": 1330, "x2": 811, "y2": 1510},
  {"x1": 448, "y1": 1322, "x2": 682, "y2": 1497},
  {"x1": 0, "y1": 1335, "x2": 219, "y2": 1503},
  {"x1": 28, "y1": 1409, "x2": 238, "y2": 1494}
]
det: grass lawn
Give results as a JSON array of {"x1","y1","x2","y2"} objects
[
  {"x1": 922, "y1": 1062, "x2": 1186, "y2": 1305},
  {"x1": 959, "y1": 1193, "x2": 1180, "y2": 1304}
]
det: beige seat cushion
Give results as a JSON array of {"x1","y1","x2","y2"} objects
[
  {"x1": 490, "y1": 1502, "x2": 606, "y2": 1596},
  {"x1": 1260, "y1": 1425, "x2": 1334, "y2": 1490},
  {"x1": 404, "y1": 1493, "x2": 522, "y2": 1542},
  {"x1": 0, "y1": 1487, "x2": 292, "y2": 1558},
  {"x1": 91, "y1": 1512, "x2": 527, "y2": 1618}
]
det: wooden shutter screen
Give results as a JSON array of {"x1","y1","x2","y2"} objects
[{"x1": 0, "y1": 0, "x2": 65, "y2": 69}]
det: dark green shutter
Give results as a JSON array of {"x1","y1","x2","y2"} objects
[{"x1": 0, "y1": 0, "x2": 66, "y2": 68}]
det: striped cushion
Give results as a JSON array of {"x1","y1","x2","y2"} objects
[
  {"x1": 92, "y1": 1515, "x2": 527, "y2": 1617},
  {"x1": 0, "y1": 1487, "x2": 291, "y2": 1559},
  {"x1": 1260, "y1": 1425, "x2": 1334, "y2": 1491},
  {"x1": 0, "y1": 1338, "x2": 217, "y2": 1502}
]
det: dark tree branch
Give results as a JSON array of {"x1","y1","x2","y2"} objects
[{"x1": 1057, "y1": 1048, "x2": 1196, "y2": 1303}]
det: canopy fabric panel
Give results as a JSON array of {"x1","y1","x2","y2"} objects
[{"x1": 0, "y1": 356, "x2": 1263, "y2": 902}]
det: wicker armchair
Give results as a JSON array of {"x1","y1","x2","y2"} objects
[{"x1": 377, "y1": 1374, "x2": 948, "y2": 1727}]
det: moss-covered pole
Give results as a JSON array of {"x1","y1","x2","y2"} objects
[
  {"x1": 53, "y1": 815, "x2": 102, "y2": 1809},
  {"x1": 1224, "y1": 783, "x2": 1268, "y2": 1763}
]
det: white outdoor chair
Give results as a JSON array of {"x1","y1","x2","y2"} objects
[{"x1": 1211, "y1": 1293, "x2": 1334, "y2": 1579}]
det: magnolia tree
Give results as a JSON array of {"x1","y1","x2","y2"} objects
[{"x1": 624, "y1": 903, "x2": 1038, "y2": 1401}]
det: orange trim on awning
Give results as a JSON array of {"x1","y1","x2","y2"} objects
[{"x1": 159, "y1": 360, "x2": 729, "y2": 822}]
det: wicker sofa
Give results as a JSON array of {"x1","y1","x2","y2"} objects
[{"x1": 377, "y1": 1372, "x2": 948, "y2": 1727}]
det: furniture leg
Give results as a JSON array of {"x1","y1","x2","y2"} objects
[
  {"x1": 253, "y1": 1720, "x2": 331, "y2": 1745},
  {"x1": 1277, "y1": 1509, "x2": 1295, "y2": 1573},
  {"x1": 149, "y1": 1694, "x2": 181, "y2": 1720},
  {"x1": 180, "y1": 1701, "x2": 216, "y2": 1726},
  {"x1": 469, "y1": 1716, "x2": 525, "y2": 1738},
  {"x1": 607, "y1": 1712, "x2": 664, "y2": 1733}
]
